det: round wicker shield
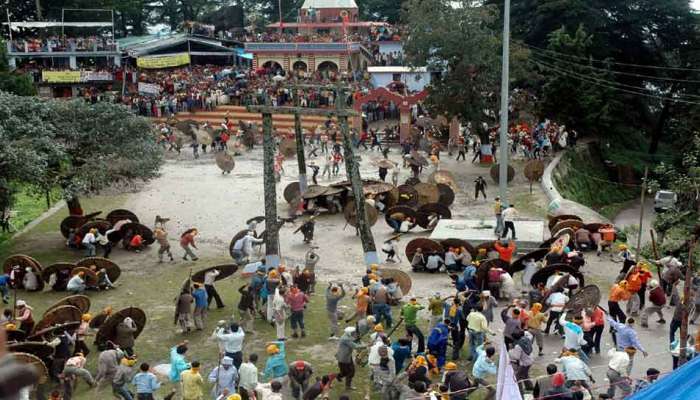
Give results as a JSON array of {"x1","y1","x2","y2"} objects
[
  {"x1": 439, "y1": 239, "x2": 475, "y2": 258},
  {"x1": 383, "y1": 186, "x2": 400, "y2": 209},
  {"x1": 215, "y1": 152, "x2": 236, "y2": 173},
  {"x1": 75, "y1": 257, "x2": 121, "y2": 283},
  {"x1": 405, "y1": 238, "x2": 444, "y2": 261},
  {"x1": 404, "y1": 177, "x2": 421, "y2": 186},
  {"x1": 41, "y1": 262, "x2": 75, "y2": 283},
  {"x1": 195, "y1": 129, "x2": 213, "y2": 146},
  {"x1": 379, "y1": 268, "x2": 412, "y2": 294},
  {"x1": 343, "y1": 201, "x2": 379, "y2": 228},
  {"x1": 547, "y1": 214, "x2": 583, "y2": 231},
  {"x1": 429, "y1": 171, "x2": 457, "y2": 191},
  {"x1": 418, "y1": 203, "x2": 451, "y2": 222},
  {"x1": 229, "y1": 229, "x2": 249, "y2": 259},
  {"x1": 551, "y1": 219, "x2": 585, "y2": 235},
  {"x1": 191, "y1": 264, "x2": 239, "y2": 283},
  {"x1": 283, "y1": 182, "x2": 301, "y2": 204},
  {"x1": 564, "y1": 285, "x2": 601, "y2": 320},
  {"x1": 510, "y1": 248, "x2": 549, "y2": 274},
  {"x1": 413, "y1": 183, "x2": 440, "y2": 206},
  {"x1": 584, "y1": 223, "x2": 606, "y2": 233},
  {"x1": 78, "y1": 219, "x2": 112, "y2": 238},
  {"x1": 3, "y1": 254, "x2": 41, "y2": 275},
  {"x1": 524, "y1": 160, "x2": 545, "y2": 182},
  {"x1": 436, "y1": 183, "x2": 455, "y2": 207},
  {"x1": 119, "y1": 222, "x2": 155, "y2": 245},
  {"x1": 8, "y1": 342, "x2": 55, "y2": 360},
  {"x1": 45, "y1": 295, "x2": 91, "y2": 316},
  {"x1": 105, "y1": 209, "x2": 140, "y2": 225},
  {"x1": 475, "y1": 259, "x2": 510, "y2": 289},
  {"x1": 385, "y1": 206, "x2": 418, "y2": 227},
  {"x1": 27, "y1": 321, "x2": 81, "y2": 342},
  {"x1": 96, "y1": 307, "x2": 147, "y2": 346},
  {"x1": 364, "y1": 181, "x2": 395, "y2": 196},
  {"x1": 489, "y1": 164, "x2": 516, "y2": 184},
  {"x1": 12, "y1": 353, "x2": 49, "y2": 384},
  {"x1": 6, "y1": 328, "x2": 27, "y2": 342},
  {"x1": 530, "y1": 264, "x2": 584, "y2": 288},
  {"x1": 397, "y1": 185, "x2": 419, "y2": 207},
  {"x1": 33, "y1": 305, "x2": 82, "y2": 335},
  {"x1": 71, "y1": 267, "x2": 98, "y2": 286},
  {"x1": 303, "y1": 185, "x2": 330, "y2": 199},
  {"x1": 279, "y1": 138, "x2": 297, "y2": 158},
  {"x1": 475, "y1": 241, "x2": 497, "y2": 254},
  {"x1": 60, "y1": 215, "x2": 86, "y2": 238},
  {"x1": 552, "y1": 229, "x2": 573, "y2": 248}
]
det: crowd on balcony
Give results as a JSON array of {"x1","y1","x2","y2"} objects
[
  {"x1": 8, "y1": 36, "x2": 117, "y2": 53},
  {"x1": 372, "y1": 51, "x2": 404, "y2": 66},
  {"x1": 240, "y1": 24, "x2": 402, "y2": 44}
]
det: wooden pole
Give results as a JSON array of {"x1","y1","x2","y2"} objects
[
  {"x1": 634, "y1": 166, "x2": 649, "y2": 261},
  {"x1": 262, "y1": 113, "x2": 280, "y2": 267},
  {"x1": 679, "y1": 238, "x2": 696, "y2": 366},
  {"x1": 294, "y1": 112, "x2": 308, "y2": 195},
  {"x1": 650, "y1": 229, "x2": 663, "y2": 282}
]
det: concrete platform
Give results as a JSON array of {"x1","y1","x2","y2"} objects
[{"x1": 429, "y1": 219, "x2": 546, "y2": 251}]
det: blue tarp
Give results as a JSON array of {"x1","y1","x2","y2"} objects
[
  {"x1": 235, "y1": 48, "x2": 253, "y2": 60},
  {"x1": 627, "y1": 355, "x2": 700, "y2": 400}
]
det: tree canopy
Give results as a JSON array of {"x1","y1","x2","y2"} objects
[
  {"x1": 0, "y1": 92, "x2": 163, "y2": 214},
  {"x1": 0, "y1": 39, "x2": 36, "y2": 96}
]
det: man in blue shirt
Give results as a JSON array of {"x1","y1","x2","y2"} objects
[
  {"x1": 192, "y1": 283, "x2": 208, "y2": 331},
  {"x1": 472, "y1": 343, "x2": 497, "y2": 400},
  {"x1": 132, "y1": 362, "x2": 161, "y2": 399},
  {"x1": 0, "y1": 274, "x2": 9, "y2": 303},
  {"x1": 607, "y1": 316, "x2": 648, "y2": 373}
]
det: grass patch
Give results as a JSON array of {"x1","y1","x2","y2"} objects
[{"x1": 0, "y1": 187, "x2": 61, "y2": 245}]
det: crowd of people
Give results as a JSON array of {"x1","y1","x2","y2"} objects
[
  {"x1": 239, "y1": 25, "x2": 402, "y2": 44},
  {"x1": 8, "y1": 36, "x2": 117, "y2": 53}
]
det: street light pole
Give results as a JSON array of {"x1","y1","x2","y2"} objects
[{"x1": 498, "y1": 0, "x2": 511, "y2": 206}]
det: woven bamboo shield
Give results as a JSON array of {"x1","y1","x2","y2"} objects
[
  {"x1": 489, "y1": 164, "x2": 516, "y2": 184},
  {"x1": 343, "y1": 201, "x2": 378, "y2": 228},
  {"x1": 75, "y1": 257, "x2": 121, "y2": 283},
  {"x1": 385, "y1": 206, "x2": 418, "y2": 227},
  {"x1": 191, "y1": 264, "x2": 239, "y2": 284},
  {"x1": 429, "y1": 171, "x2": 458, "y2": 191},
  {"x1": 439, "y1": 239, "x2": 476, "y2": 258},
  {"x1": 303, "y1": 185, "x2": 330, "y2": 199},
  {"x1": 71, "y1": 267, "x2": 98, "y2": 286},
  {"x1": 283, "y1": 182, "x2": 301, "y2": 204},
  {"x1": 565, "y1": 285, "x2": 601, "y2": 320},
  {"x1": 195, "y1": 129, "x2": 213, "y2": 146},
  {"x1": 279, "y1": 138, "x2": 297, "y2": 158},
  {"x1": 27, "y1": 321, "x2": 81, "y2": 342},
  {"x1": 436, "y1": 183, "x2": 455, "y2": 207},
  {"x1": 59, "y1": 211, "x2": 102, "y2": 238},
  {"x1": 3, "y1": 254, "x2": 41, "y2": 274},
  {"x1": 510, "y1": 248, "x2": 549, "y2": 274},
  {"x1": 397, "y1": 185, "x2": 419, "y2": 207},
  {"x1": 475, "y1": 259, "x2": 510, "y2": 289},
  {"x1": 530, "y1": 264, "x2": 584, "y2": 288},
  {"x1": 33, "y1": 305, "x2": 82, "y2": 335},
  {"x1": 524, "y1": 160, "x2": 545, "y2": 182},
  {"x1": 215, "y1": 152, "x2": 236, "y2": 173},
  {"x1": 417, "y1": 203, "x2": 452, "y2": 228},
  {"x1": 547, "y1": 214, "x2": 582, "y2": 231},
  {"x1": 363, "y1": 181, "x2": 394, "y2": 196},
  {"x1": 229, "y1": 229, "x2": 249, "y2": 259},
  {"x1": 41, "y1": 262, "x2": 75, "y2": 283},
  {"x1": 105, "y1": 209, "x2": 140, "y2": 225},
  {"x1": 119, "y1": 222, "x2": 155, "y2": 245},
  {"x1": 45, "y1": 295, "x2": 91, "y2": 316},
  {"x1": 379, "y1": 268, "x2": 412, "y2": 294},
  {"x1": 475, "y1": 240, "x2": 497, "y2": 254},
  {"x1": 404, "y1": 177, "x2": 421, "y2": 186},
  {"x1": 551, "y1": 219, "x2": 585, "y2": 235},
  {"x1": 384, "y1": 186, "x2": 400, "y2": 208},
  {"x1": 78, "y1": 219, "x2": 112, "y2": 237},
  {"x1": 584, "y1": 223, "x2": 606, "y2": 233},
  {"x1": 414, "y1": 183, "x2": 440, "y2": 206},
  {"x1": 8, "y1": 342, "x2": 55, "y2": 360},
  {"x1": 405, "y1": 238, "x2": 444, "y2": 261},
  {"x1": 96, "y1": 307, "x2": 147, "y2": 346},
  {"x1": 12, "y1": 353, "x2": 49, "y2": 384},
  {"x1": 6, "y1": 328, "x2": 26, "y2": 342}
]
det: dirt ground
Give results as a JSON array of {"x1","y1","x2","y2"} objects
[{"x1": 2, "y1": 143, "x2": 677, "y2": 399}]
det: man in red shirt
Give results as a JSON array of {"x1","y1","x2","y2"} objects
[
  {"x1": 180, "y1": 229, "x2": 199, "y2": 261},
  {"x1": 494, "y1": 240, "x2": 516, "y2": 263},
  {"x1": 285, "y1": 287, "x2": 310, "y2": 338}
]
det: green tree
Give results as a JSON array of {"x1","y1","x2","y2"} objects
[
  {"x1": 0, "y1": 92, "x2": 163, "y2": 215},
  {"x1": 402, "y1": 0, "x2": 529, "y2": 144},
  {"x1": 0, "y1": 39, "x2": 36, "y2": 96},
  {"x1": 357, "y1": 0, "x2": 403, "y2": 23}
]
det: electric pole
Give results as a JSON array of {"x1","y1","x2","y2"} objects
[{"x1": 498, "y1": 0, "x2": 511, "y2": 205}]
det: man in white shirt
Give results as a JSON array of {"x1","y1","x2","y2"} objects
[
  {"x1": 501, "y1": 205, "x2": 518, "y2": 240},
  {"x1": 238, "y1": 353, "x2": 259, "y2": 399},
  {"x1": 606, "y1": 347, "x2": 635, "y2": 398},
  {"x1": 545, "y1": 289, "x2": 569, "y2": 336},
  {"x1": 204, "y1": 269, "x2": 224, "y2": 309},
  {"x1": 425, "y1": 254, "x2": 444, "y2": 273},
  {"x1": 215, "y1": 322, "x2": 245, "y2": 369},
  {"x1": 82, "y1": 228, "x2": 97, "y2": 256},
  {"x1": 232, "y1": 232, "x2": 264, "y2": 263}
]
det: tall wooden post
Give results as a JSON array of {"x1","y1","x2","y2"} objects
[
  {"x1": 338, "y1": 108, "x2": 378, "y2": 265},
  {"x1": 262, "y1": 113, "x2": 280, "y2": 267},
  {"x1": 294, "y1": 112, "x2": 308, "y2": 194},
  {"x1": 679, "y1": 238, "x2": 696, "y2": 365}
]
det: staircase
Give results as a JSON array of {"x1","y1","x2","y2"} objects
[{"x1": 156, "y1": 105, "x2": 349, "y2": 134}]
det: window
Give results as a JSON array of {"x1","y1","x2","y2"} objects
[{"x1": 392, "y1": 73, "x2": 401, "y2": 81}]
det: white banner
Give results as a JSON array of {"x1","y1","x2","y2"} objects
[
  {"x1": 82, "y1": 71, "x2": 113, "y2": 81},
  {"x1": 138, "y1": 82, "x2": 162, "y2": 96}
]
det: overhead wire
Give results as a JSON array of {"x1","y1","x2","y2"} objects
[
  {"x1": 528, "y1": 49, "x2": 700, "y2": 84},
  {"x1": 527, "y1": 58, "x2": 700, "y2": 106},
  {"x1": 522, "y1": 42, "x2": 700, "y2": 73}
]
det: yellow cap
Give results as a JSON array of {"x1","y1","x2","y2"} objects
[
  {"x1": 374, "y1": 324, "x2": 384, "y2": 332},
  {"x1": 266, "y1": 344, "x2": 279, "y2": 354},
  {"x1": 81, "y1": 313, "x2": 92, "y2": 322},
  {"x1": 227, "y1": 395, "x2": 242, "y2": 400},
  {"x1": 445, "y1": 362, "x2": 458, "y2": 371}
]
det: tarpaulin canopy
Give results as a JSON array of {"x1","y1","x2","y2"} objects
[{"x1": 627, "y1": 355, "x2": 700, "y2": 400}]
